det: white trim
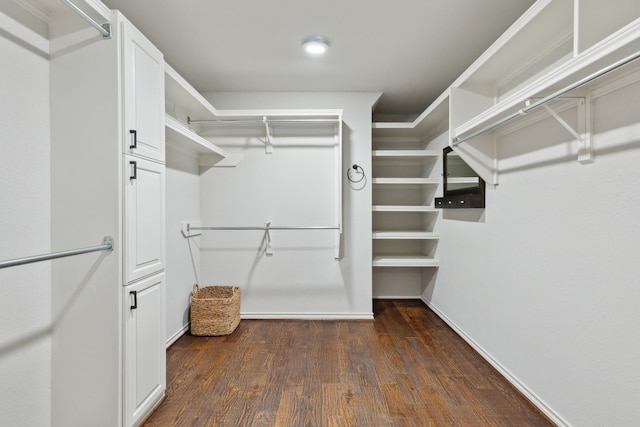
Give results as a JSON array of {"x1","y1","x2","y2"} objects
[
  {"x1": 0, "y1": 10, "x2": 49, "y2": 55},
  {"x1": 420, "y1": 296, "x2": 569, "y2": 427},
  {"x1": 240, "y1": 312, "x2": 374, "y2": 320},
  {"x1": 372, "y1": 295, "x2": 422, "y2": 300},
  {"x1": 166, "y1": 323, "x2": 190, "y2": 348},
  {"x1": 12, "y1": 0, "x2": 50, "y2": 23}
]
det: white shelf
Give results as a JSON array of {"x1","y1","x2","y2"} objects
[
  {"x1": 165, "y1": 115, "x2": 227, "y2": 159},
  {"x1": 372, "y1": 92, "x2": 450, "y2": 139},
  {"x1": 372, "y1": 231, "x2": 439, "y2": 240},
  {"x1": 165, "y1": 62, "x2": 217, "y2": 121},
  {"x1": 452, "y1": 4, "x2": 640, "y2": 144},
  {"x1": 372, "y1": 178, "x2": 440, "y2": 185},
  {"x1": 372, "y1": 150, "x2": 440, "y2": 159},
  {"x1": 373, "y1": 256, "x2": 440, "y2": 268},
  {"x1": 372, "y1": 205, "x2": 438, "y2": 212}
]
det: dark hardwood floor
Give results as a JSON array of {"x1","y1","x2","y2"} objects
[{"x1": 143, "y1": 300, "x2": 554, "y2": 426}]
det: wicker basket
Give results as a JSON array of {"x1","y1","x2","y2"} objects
[{"x1": 190, "y1": 284, "x2": 241, "y2": 336}]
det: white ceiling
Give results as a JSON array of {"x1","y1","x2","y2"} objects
[{"x1": 100, "y1": 0, "x2": 536, "y2": 118}]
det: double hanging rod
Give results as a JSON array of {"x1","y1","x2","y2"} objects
[
  {"x1": 452, "y1": 48, "x2": 640, "y2": 146},
  {"x1": 0, "y1": 236, "x2": 113, "y2": 270}
]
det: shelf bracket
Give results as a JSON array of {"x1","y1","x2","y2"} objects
[
  {"x1": 264, "y1": 221, "x2": 274, "y2": 256},
  {"x1": 532, "y1": 97, "x2": 593, "y2": 164},
  {"x1": 263, "y1": 116, "x2": 273, "y2": 154}
]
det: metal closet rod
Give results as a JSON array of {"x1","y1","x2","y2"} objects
[
  {"x1": 61, "y1": 0, "x2": 111, "y2": 39},
  {"x1": 188, "y1": 225, "x2": 339, "y2": 231},
  {"x1": 187, "y1": 117, "x2": 340, "y2": 125},
  {"x1": 0, "y1": 236, "x2": 113, "y2": 270},
  {"x1": 452, "y1": 48, "x2": 640, "y2": 146}
]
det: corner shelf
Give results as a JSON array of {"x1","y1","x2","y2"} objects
[
  {"x1": 372, "y1": 178, "x2": 440, "y2": 185},
  {"x1": 164, "y1": 62, "x2": 241, "y2": 166},
  {"x1": 165, "y1": 114, "x2": 228, "y2": 163},
  {"x1": 372, "y1": 256, "x2": 440, "y2": 268},
  {"x1": 371, "y1": 127, "x2": 442, "y2": 271},
  {"x1": 372, "y1": 231, "x2": 439, "y2": 240},
  {"x1": 372, "y1": 205, "x2": 439, "y2": 212}
]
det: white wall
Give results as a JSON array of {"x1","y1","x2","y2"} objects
[
  {"x1": 0, "y1": 24, "x2": 51, "y2": 427},
  {"x1": 165, "y1": 146, "x2": 201, "y2": 343},
  {"x1": 426, "y1": 68, "x2": 640, "y2": 426},
  {"x1": 199, "y1": 92, "x2": 380, "y2": 318}
]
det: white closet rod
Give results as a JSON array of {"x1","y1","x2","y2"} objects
[
  {"x1": 0, "y1": 236, "x2": 113, "y2": 269},
  {"x1": 61, "y1": 0, "x2": 111, "y2": 39},
  {"x1": 187, "y1": 117, "x2": 340, "y2": 125},
  {"x1": 452, "y1": 48, "x2": 640, "y2": 146},
  {"x1": 188, "y1": 225, "x2": 339, "y2": 232}
]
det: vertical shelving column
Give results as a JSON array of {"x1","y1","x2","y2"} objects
[
  {"x1": 371, "y1": 149, "x2": 440, "y2": 267},
  {"x1": 371, "y1": 94, "x2": 449, "y2": 298}
]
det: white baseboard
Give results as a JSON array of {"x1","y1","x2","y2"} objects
[
  {"x1": 166, "y1": 323, "x2": 190, "y2": 348},
  {"x1": 373, "y1": 295, "x2": 422, "y2": 299},
  {"x1": 420, "y1": 296, "x2": 569, "y2": 427},
  {"x1": 240, "y1": 312, "x2": 374, "y2": 320}
]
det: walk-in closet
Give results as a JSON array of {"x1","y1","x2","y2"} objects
[{"x1": 2, "y1": 1, "x2": 640, "y2": 426}]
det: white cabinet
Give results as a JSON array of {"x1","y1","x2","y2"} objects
[
  {"x1": 119, "y1": 15, "x2": 166, "y2": 427},
  {"x1": 124, "y1": 273, "x2": 166, "y2": 427},
  {"x1": 123, "y1": 19, "x2": 165, "y2": 163},
  {"x1": 124, "y1": 156, "x2": 166, "y2": 283}
]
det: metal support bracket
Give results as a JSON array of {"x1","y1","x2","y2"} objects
[
  {"x1": 263, "y1": 116, "x2": 273, "y2": 154},
  {"x1": 530, "y1": 97, "x2": 593, "y2": 164},
  {"x1": 264, "y1": 221, "x2": 274, "y2": 255}
]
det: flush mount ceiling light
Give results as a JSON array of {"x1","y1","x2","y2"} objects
[{"x1": 302, "y1": 36, "x2": 330, "y2": 55}]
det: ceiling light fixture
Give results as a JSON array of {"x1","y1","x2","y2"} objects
[{"x1": 302, "y1": 36, "x2": 330, "y2": 55}]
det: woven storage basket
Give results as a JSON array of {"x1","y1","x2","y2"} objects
[{"x1": 190, "y1": 284, "x2": 241, "y2": 336}]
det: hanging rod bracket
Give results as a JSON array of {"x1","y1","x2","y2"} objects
[
  {"x1": 102, "y1": 236, "x2": 114, "y2": 250},
  {"x1": 101, "y1": 23, "x2": 112, "y2": 39},
  {"x1": 263, "y1": 116, "x2": 273, "y2": 154},
  {"x1": 530, "y1": 97, "x2": 593, "y2": 164},
  {"x1": 264, "y1": 221, "x2": 274, "y2": 255}
]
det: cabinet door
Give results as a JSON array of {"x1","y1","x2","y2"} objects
[
  {"x1": 123, "y1": 18, "x2": 165, "y2": 162},
  {"x1": 125, "y1": 156, "x2": 165, "y2": 283},
  {"x1": 124, "y1": 273, "x2": 166, "y2": 427}
]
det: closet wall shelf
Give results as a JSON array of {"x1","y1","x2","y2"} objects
[
  {"x1": 372, "y1": 91, "x2": 450, "y2": 139},
  {"x1": 452, "y1": 14, "x2": 640, "y2": 146},
  {"x1": 373, "y1": 256, "x2": 440, "y2": 268},
  {"x1": 372, "y1": 150, "x2": 440, "y2": 160},
  {"x1": 372, "y1": 178, "x2": 439, "y2": 185},
  {"x1": 165, "y1": 62, "x2": 217, "y2": 122},
  {"x1": 165, "y1": 114, "x2": 228, "y2": 160},
  {"x1": 372, "y1": 205, "x2": 439, "y2": 212},
  {"x1": 372, "y1": 231, "x2": 439, "y2": 240}
]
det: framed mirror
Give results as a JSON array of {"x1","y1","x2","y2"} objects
[{"x1": 436, "y1": 146, "x2": 485, "y2": 208}]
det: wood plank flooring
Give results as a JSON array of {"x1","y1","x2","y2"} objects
[{"x1": 143, "y1": 300, "x2": 554, "y2": 426}]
